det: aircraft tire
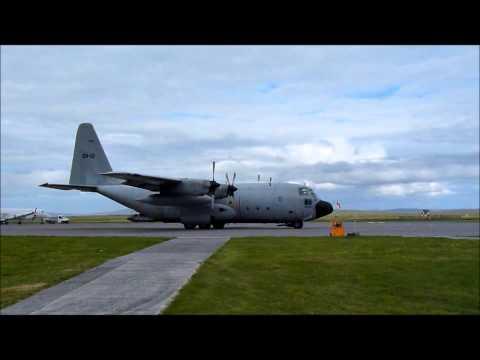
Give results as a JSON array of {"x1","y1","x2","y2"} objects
[
  {"x1": 212, "y1": 222, "x2": 225, "y2": 229},
  {"x1": 199, "y1": 224, "x2": 211, "y2": 230},
  {"x1": 183, "y1": 224, "x2": 197, "y2": 230},
  {"x1": 293, "y1": 220, "x2": 303, "y2": 229}
]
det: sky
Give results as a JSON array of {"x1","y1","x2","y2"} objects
[{"x1": 1, "y1": 45, "x2": 479, "y2": 213}]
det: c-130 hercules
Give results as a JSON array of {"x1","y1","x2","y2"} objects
[{"x1": 41, "y1": 124, "x2": 333, "y2": 229}]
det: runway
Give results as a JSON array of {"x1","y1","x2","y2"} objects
[{"x1": 1, "y1": 221, "x2": 479, "y2": 238}]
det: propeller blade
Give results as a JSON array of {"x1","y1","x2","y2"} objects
[
  {"x1": 212, "y1": 161, "x2": 215, "y2": 182},
  {"x1": 226, "y1": 173, "x2": 230, "y2": 186},
  {"x1": 211, "y1": 194, "x2": 215, "y2": 209},
  {"x1": 232, "y1": 172, "x2": 236, "y2": 186}
]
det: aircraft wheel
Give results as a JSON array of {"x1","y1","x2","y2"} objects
[
  {"x1": 212, "y1": 222, "x2": 225, "y2": 229},
  {"x1": 293, "y1": 220, "x2": 303, "y2": 229},
  {"x1": 198, "y1": 224, "x2": 211, "y2": 230},
  {"x1": 183, "y1": 224, "x2": 197, "y2": 230}
]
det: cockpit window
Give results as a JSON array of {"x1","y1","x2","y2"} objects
[
  {"x1": 299, "y1": 187, "x2": 316, "y2": 198},
  {"x1": 299, "y1": 187, "x2": 309, "y2": 196}
]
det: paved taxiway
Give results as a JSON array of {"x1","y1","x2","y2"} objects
[
  {"x1": 2, "y1": 234, "x2": 230, "y2": 315},
  {"x1": 1, "y1": 221, "x2": 479, "y2": 238}
]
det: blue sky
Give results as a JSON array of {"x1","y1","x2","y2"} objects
[{"x1": 1, "y1": 46, "x2": 478, "y2": 213}]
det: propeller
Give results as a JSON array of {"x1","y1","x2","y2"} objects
[
  {"x1": 225, "y1": 171, "x2": 238, "y2": 197},
  {"x1": 209, "y1": 161, "x2": 220, "y2": 209}
]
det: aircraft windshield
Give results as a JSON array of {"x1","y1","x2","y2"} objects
[{"x1": 299, "y1": 187, "x2": 316, "y2": 199}]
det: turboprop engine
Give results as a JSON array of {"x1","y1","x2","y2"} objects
[
  {"x1": 162, "y1": 179, "x2": 219, "y2": 197},
  {"x1": 212, "y1": 183, "x2": 237, "y2": 199}
]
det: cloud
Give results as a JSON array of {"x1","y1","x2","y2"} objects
[
  {"x1": 1, "y1": 45, "x2": 478, "y2": 212},
  {"x1": 288, "y1": 180, "x2": 347, "y2": 191},
  {"x1": 374, "y1": 182, "x2": 454, "y2": 197},
  {"x1": 103, "y1": 133, "x2": 145, "y2": 147},
  {"x1": 346, "y1": 84, "x2": 401, "y2": 99}
]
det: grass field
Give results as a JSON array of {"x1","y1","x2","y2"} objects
[
  {"x1": 0, "y1": 236, "x2": 168, "y2": 308},
  {"x1": 164, "y1": 236, "x2": 480, "y2": 314},
  {"x1": 318, "y1": 210, "x2": 480, "y2": 222},
  {"x1": 69, "y1": 215, "x2": 130, "y2": 223}
]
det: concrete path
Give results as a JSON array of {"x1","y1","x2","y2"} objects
[{"x1": 1, "y1": 235, "x2": 230, "y2": 315}]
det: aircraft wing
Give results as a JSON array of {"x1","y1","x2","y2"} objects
[
  {"x1": 39, "y1": 183, "x2": 98, "y2": 192},
  {"x1": 100, "y1": 172, "x2": 181, "y2": 191}
]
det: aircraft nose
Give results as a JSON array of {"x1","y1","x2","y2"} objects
[{"x1": 315, "y1": 200, "x2": 333, "y2": 218}]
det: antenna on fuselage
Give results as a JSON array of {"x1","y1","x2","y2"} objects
[
  {"x1": 257, "y1": 174, "x2": 260, "y2": 182},
  {"x1": 209, "y1": 160, "x2": 220, "y2": 209}
]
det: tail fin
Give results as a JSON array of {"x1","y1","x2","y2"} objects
[{"x1": 69, "y1": 123, "x2": 118, "y2": 185}]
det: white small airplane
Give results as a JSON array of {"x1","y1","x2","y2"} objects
[
  {"x1": 0, "y1": 208, "x2": 41, "y2": 224},
  {"x1": 0, "y1": 209, "x2": 70, "y2": 225}
]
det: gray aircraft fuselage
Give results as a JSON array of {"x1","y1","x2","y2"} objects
[{"x1": 96, "y1": 182, "x2": 333, "y2": 225}]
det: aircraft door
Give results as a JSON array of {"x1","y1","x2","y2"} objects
[{"x1": 273, "y1": 188, "x2": 297, "y2": 221}]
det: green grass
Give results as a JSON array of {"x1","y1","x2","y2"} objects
[
  {"x1": 0, "y1": 235, "x2": 168, "y2": 308},
  {"x1": 327, "y1": 210, "x2": 480, "y2": 222},
  {"x1": 318, "y1": 210, "x2": 480, "y2": 222},
  {"x1": 164, "y1": 236, "x2": 480, "y2": 314},
  {"x1": 69, "y1": 215, "x2": 130, "y2": 223}
]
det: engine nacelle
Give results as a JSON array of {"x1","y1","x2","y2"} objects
[
  {"x1": 213, "y1": 184, "x2": 229, "y2": 199},
  {"x1": 163, "y1": 179, "x2": 216, "y2": 197},
  {"x1": 212, "y1": 184, "x2": 238, "y2": 199},
  {"x1": 212, "y1": 204, "x2": 236, "y2": 221}
]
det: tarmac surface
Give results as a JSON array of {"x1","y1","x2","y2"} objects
[
  {"x1": 1, "y1": 221, "x2": 479, "y2": 238},
  {"x1": 1, "y1": 234, "x2": 230, "y2": 315}
]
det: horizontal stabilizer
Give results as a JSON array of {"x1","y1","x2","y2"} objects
[{"x1": 39, "y1": 183, "x2": 98, "y2": 192}]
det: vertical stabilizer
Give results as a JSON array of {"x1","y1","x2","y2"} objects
[{"x1": 69, "y1": 123, "x2": 117, "y2": 185}]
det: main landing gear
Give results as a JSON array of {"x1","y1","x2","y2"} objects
[
  {"x1": 284, "y1": 220, "x2": 303, "y2": 229},
  {"x1": 182, "y1": 222, "x2": 226, "y2": 230}
]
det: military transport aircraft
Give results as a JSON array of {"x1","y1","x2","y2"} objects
[{"x1": 40, "y1": 123, "x2": 333, "y2": 229}]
